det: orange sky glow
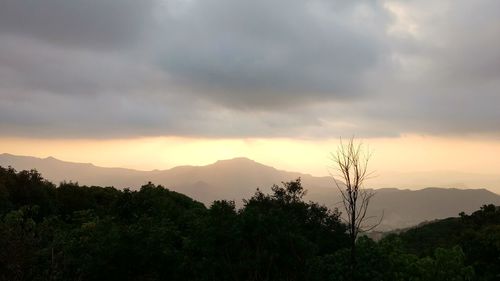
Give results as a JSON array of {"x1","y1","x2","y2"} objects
[{"x1": 2, "y1": 135, "x2": 500, "y2": 193}]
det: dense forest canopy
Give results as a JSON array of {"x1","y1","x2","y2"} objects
[{"x1": 0, "y1": 166, "x2": 498, "y2": 281}]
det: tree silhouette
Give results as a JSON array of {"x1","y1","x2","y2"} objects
[{"x1": 330, "y1": 137, "x2": 381, "y2": 281}]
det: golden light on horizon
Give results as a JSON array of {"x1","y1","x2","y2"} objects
[{"x1": 2, "y1": 135, "x2": 500, "y2": 180}]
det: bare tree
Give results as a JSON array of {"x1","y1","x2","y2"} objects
[{"x1": 330, "y1": 137, "x2": 381, "y2": 281}]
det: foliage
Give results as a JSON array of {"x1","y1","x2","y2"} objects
[
  {"x1": 0, "y1": 166, "x2": 498, "y2": 280},
  {"x1": 388, "y1": 204, "x2": 500, "y2": 280}
]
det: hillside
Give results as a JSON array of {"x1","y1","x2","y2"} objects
[
  {"x1": 1, "y1": 166, "x2": 497, "y2": 280},
  {"x1": 380, "y1": 204, "x2": 500, "y2": 280},
  {"x1": 1, "y1": 153, "x2": 500, "y2": 230}
]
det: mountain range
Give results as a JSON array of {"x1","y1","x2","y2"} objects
[{"x1": 1, "y1": 153, "x2": 499, "y2": 230}]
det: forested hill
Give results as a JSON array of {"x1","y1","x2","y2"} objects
[
  {"x1": 2, "y1": 153, "x2": 500, "y2": 230},
  {"x1": 1, "y1": 166, "x2": 499, "y2": 280},
  {"x1": 380, "y1": 204, "x2": 500, "y2": 280}
]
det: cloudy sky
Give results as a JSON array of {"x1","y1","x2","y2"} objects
[{"x1": 1, "y1": 0, "x2": 500, "y2": 187}]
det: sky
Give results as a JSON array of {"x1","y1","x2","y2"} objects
[{"x1": 1, "y1": 0, "x2": 500, "y2": 189}]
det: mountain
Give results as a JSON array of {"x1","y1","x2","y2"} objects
[
  {"x1": 1, "y1": 153, "x2": 499, "y2": 230},
  {"x1": 368, "y1": 170, "x2": 500, "y2": 194},
  {"x1": 0, "y1": 153, "x2": 333, "y2": 201},
  {"x1": 362, "y1": 187, "x2": 499, "y2": 229}
]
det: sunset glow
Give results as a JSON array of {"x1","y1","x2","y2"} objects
[{"x1": 2, "y1": 135, "x2": 500, "y2": 192}]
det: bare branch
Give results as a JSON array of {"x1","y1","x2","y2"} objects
[{"x1": 329, "y1": 136, "x2": 383, "y2": 278}]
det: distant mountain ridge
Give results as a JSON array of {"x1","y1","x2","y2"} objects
[{"x1": 1, "y1": 153, "x2": 499, "y2": 230}]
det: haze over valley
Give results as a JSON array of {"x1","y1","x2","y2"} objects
[{"x1": 2, "y1": 153, "x2": 499, "y2": 230}]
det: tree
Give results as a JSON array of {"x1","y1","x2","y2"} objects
[{"x1": 330, "y1": 137, "x2": 381, "y2": 281}]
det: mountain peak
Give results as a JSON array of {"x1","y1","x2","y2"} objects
[
  {"x1": 215, "y1": 157, "x2": 256, "y2": 164},
  {"x1": 44, "y1": 156, "x2": 59, "y2": 161},
  {"x1": 207, "y1": 157, "x2": 280, "y2": 174},
  {"x1": 212, "y1": 157, "x2": 272, "y2": 169}
]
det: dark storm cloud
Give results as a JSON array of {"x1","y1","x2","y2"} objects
[
  {"x1": 0, "y1": 89, "x2": 325, "y2": 139},
  {"x1": 0, "y1": 0, "x2": 500, "y2": 138},
  {"x1": 0, "y1": 36, "x2": 161, "y2": 96},
  {"x1": 157, "y1": 0, "x2": 389, "y2": 108},
  {"x1": 0, "y1": 0, "x2": 155, "y2": 49}
]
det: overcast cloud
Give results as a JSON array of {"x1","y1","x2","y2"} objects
[{"x1": 0, "y1": 0, "x2": 499, "y2": 138}]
